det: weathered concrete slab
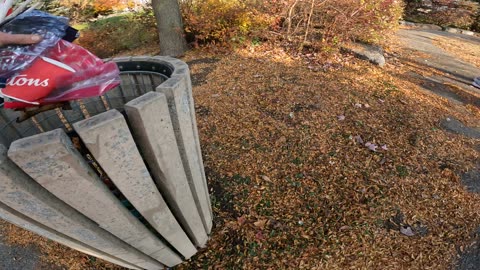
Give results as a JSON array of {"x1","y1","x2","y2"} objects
[
  {"x1": 125, "y1": 92, "x2": 209, "y2": 247},
  {"x1": 73, "y1": 110, "x2": 197, "y2": 258},
  {"x1": 0, "y1": 201, "x2": 140, "y2": 269},
  {"x1": 7, "y1": 130, "x2": 178, "y2": 268},
  {"x1": 153, "y1": 57, "x2": 211, "y2": 214},
  {"x1": 172, "y1": 64, "x2": 213, "y2": 227},
  {"x1": 156, "y1": 75, "x2": 213, "y2": 233},
  {"x1": 0, "y1": 145, "x2": 161, "y2": 270}
]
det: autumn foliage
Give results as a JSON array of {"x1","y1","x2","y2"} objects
[
  {"x1": 283, "y1": 0, "x2": 404, "y2": 45},
  {"x1": 45, "y1": 0, "x2": 136, "y2": 22},
  {"x1": 404, "y1": 0, "x2": 479, "y2": 30},
  {"x1": 180, "y1": 0, "x2": 273, "y2": 45},
  {"x1": 77, "y1": 12, "x2": 158, "y2": 58},
  {"x1": 74, "y1": 0, "x2": 404, "y2": 57},
  {"x1": 180, "y1": 0, "x2": 404, "y2": 50}
]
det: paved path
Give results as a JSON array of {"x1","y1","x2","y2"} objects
[
  {"x1": 396, "y1": 28, "x2": 480, "y2": 106},
  {"x1": 397, "y1": 27, "x2": 480, "y2": 270},
  {"x1": 0, "y1": 229, "x2": 45, "y2": 270}
]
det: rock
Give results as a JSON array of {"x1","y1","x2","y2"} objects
[
  {"x1": 420, "y1": 0, "x2": 433, "y2": 8},
  {"x1": 416, "y1": 23, "x2": 442, "y2": 31},
  {"x1": 445, "y1": 27, "x2": 460, "y2": 34},
  {"x1": 444, "y1": 27, "x2": 476, "y2": 36},
  {"x1": 416, "y1": 8, "x2": 432, "y2": 14},
  {"x1": 399, "y1": 20, "x2": 416, "y2": 27},
  {"x1": 399, "y1": 20, "x2": 442, "y2": 30},
  {"x1": 437, "y1": 6, "x2": 448, "y2": 11},
  {"x1": 342, "y1": 43, "x2": 386, "y2": 67},
  {"x1": 461, "y1": 30, "x2": 475, "y2": 36}
]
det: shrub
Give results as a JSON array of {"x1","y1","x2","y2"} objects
[
  {"x1": 404, "y1": 0, "x2": 479, "y2": 30},
  {"x1": 284, "y1": 0, "x2": 404, "y2": 49},
  {"x1": 43, "y1": 0, "x2": 136, "y2": 22},
  {"x1": 472, "y1": 12, "x2": 480, "y2": 32},
  {"x1": 76, "y1": 12, "x2": 158, "y2": 58},
  {"x1": 180, "y1": 0, "x2": 273, "y2": 45}
]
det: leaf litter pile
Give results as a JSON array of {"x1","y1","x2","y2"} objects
[
  {"x1": 179, "y1": 43, "x2": 480, "y2": 269},
  {"x1": 0, "y1": 40, "x2": 479, "y2": 269}
]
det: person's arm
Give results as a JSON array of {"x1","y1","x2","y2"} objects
[{"x1": 0, "y1": 32, "x2": 41, "y2": 46}]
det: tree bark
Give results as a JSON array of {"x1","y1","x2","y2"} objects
[{"x1": 151, "y1": 0, "x2": 187, "y2": 57}]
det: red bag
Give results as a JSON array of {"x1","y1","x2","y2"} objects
[
  {"x1": 1, "y1": 40, "x2": 120, "y2": 108},
  {"x1": 1, "y1": 56, "x2": 75, "y2": 105}
]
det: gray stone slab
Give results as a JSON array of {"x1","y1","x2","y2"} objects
[
  {"x1": 172, "y1": 63, "x2": 213, "y2": 227},
  {"x1": 461, "y1": 30, "x2": 475, "y2": 36},
  {"x1": 445, "y1": 27, "x2": 459, "y2": 34},
  {"x1": 7, "y1": 130, "x2": 177, "y2": 268},
  {"x1": 0, "y1": 202, "x2": 140, "y2": 269},
  {"x1": 0, "y1": 145, "x2": 162, "y2": 270},
  {"x1": 440, "y1": 117, "x2": 480, "y2": 139},
  {"x1": 125, "y1": 92, "x2": 208, "y2": 248},
  {"x1": 156, "y1": 75, "x2": 213, "y2": 234},
  {"x1": 73, "y1": 110, "x2": 196, "y2": 259}
]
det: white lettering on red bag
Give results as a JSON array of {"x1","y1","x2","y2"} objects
[{"x1": 6, "y1": 75, "x2": 49, "y2": 87}]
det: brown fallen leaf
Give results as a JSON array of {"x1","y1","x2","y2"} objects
[
  {"x1": 261, "y1": 175, "x2": 272, "y2": 182},
  {"x1": 254, "y1": 219, "x2": 267, "y2": 229}
]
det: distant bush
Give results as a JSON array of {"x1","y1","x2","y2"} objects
[
  {"x1": 43, "y1": 0, "x2": 136, "y2": 22},
  {"x1": 283, "y1": 0, "x2": 404, "y2": 50},
  {"x1": 404, "y1": 0, "x2": 479, "y2": 30},
  {"x1": 472, "y1": 12, "x2": 480, "y2": 32},
  {"x1": 68, "y1": 0, "x2": 403, "y2": 57},
  {"x1": 180, "y1": 0, "x2": 273, "y2": 46},
  {"x1": 76, "y1": 12, "x2": 158, "y2": 58},
  {"x1": 180, "y1": 0, "x2": 403, "y2": 49}
]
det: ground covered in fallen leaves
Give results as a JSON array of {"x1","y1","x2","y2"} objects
[
  {"x1": 177, "y1": 41, "x2": 480, "y2": 269},
  {"x1": 1, "y1": 34, "x2": 479, "y2": 270}
]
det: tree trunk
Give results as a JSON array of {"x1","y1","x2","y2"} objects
[{"x1": 151, "y1": 0, "x2": 187, "y2": 57}]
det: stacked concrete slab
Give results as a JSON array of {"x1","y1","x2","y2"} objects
[{"x1": 0, "y1": 57, "x2": 212, "y2": 269}]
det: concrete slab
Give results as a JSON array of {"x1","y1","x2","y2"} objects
[
  {"x1": 156, "y1": 75, "x2": 213, "y2": 234},
  {"x1": 125, "y1": 92, "x2": 208, "y2": 248},
  {"x1": 0, "y1": 145, "x2": 162, "y2": 270},
  {"x1": 153, "y1": 57, "x2": 212, "y2": 223},
  {"x1": 7, "y1": 130, "x2": 178, "y2": 267},
  {"x1": 73, "y1": 110, "x2": 197, "y2": 258},
  {"x1": 172, "y1": 64, "x2": 213, "y2": 227}
]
